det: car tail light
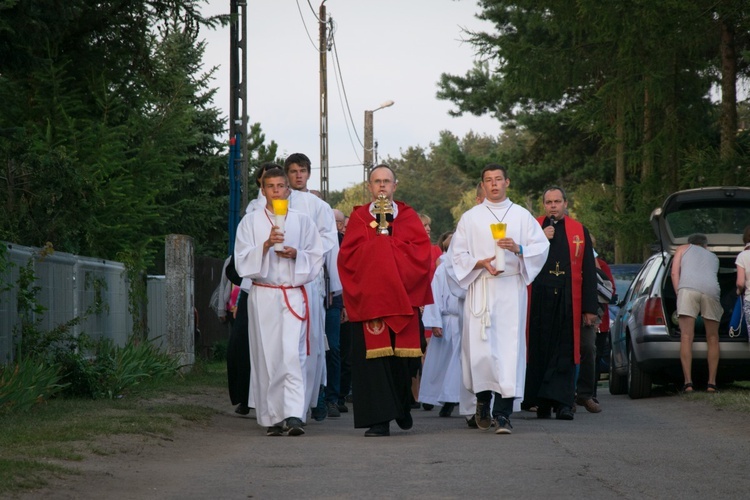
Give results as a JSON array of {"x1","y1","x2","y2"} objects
[{"x1": 642, "y1": 297, "x2": 666, "y2": 325}]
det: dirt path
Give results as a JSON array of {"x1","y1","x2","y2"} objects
[{"x1": 20, "y1": 385, "x2": 750, "y2": 499}]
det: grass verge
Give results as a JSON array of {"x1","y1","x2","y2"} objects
[
  {"x1": 685, "y1": 380, "x2": 750, "y2": 412},
  {"x1": 0, "y1": 360, "x2": 226, "y2": 496}
]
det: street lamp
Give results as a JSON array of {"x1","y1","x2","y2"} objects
[{"x1": 363, "y1": 100, "x2": 395, "y2": 202}]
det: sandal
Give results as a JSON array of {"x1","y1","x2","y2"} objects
[
  {"x1": 706, "y1": 384, "x2": 719, "y2": 394},
  {"x1": 681, "y1": 382, "x2": 694, "y2": 393}
]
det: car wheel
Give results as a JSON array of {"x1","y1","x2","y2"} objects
[
  {"x1": 609, "y1": 349, "x2": 627, "y2": 395},
  {"x1": 627, "y1": 338, "x2": 652, "y2": 399}
]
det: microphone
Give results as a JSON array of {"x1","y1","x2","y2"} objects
[{"x1": 549, "y1": 214, "x2": 557, "y2": 225}]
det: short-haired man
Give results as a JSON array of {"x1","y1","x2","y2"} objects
[
  {"x1": 234, "y1": 165, "x2": 324, "y2": 436},
  {"x1": 282, "y1": 153, "x2": 342, "y2": 420},
  {"x1": 338, "y1": 165, "x2": 434, "y2": 437},
  {"x1": 524, "y1": 186, "x2": 598, "y2": 420},
  {"x1": 671, "y1": 233, "x2": 721, "y2": 393},
  {"x1": 451, "y1": 164, "x2": 549, "y2": 433}
]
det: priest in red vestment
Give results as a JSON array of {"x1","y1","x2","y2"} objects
[{"x1": 338, "y1": 164, "x2": 433, "y2": 437}]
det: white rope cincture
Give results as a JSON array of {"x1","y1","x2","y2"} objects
[
  {"x1": 468, "y1": 274, "x2": 491, "y2": 341},
  {"x1": 467, "y1": 269, "x2": 522, "y2": 341}
]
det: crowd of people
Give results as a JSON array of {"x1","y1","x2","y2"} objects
[{"x1": 219, "y1": 156, "x2": 617, "y2": 437}]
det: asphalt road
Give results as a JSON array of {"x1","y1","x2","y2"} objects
[{"x1": 26, "y1": 383, "x2": 750, "y2": 499}]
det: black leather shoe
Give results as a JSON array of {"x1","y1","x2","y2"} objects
[
  {"x1": 396, "y1": 410, "x2": 413, "y2": 430},
  {"x1": 556, "y1": 406, "x2": 574, "y2": 420},
  {"x1": 536, "y1": 405, "x2": 552, "y2": 419},
  {"x1": 235, "y1": 403, "x2": 250, "y2": 415},
  {"x1": 364, "y1": 422, "x2": 390, "y2": 437},
  {"x1": 439, "y1": 402, "x2": 456, "y2": 417}
]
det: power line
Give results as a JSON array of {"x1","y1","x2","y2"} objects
[
  {"x1": 306, "y1": 0, "x2": 322, "y2": 21},
  {"x1": 295, "y1": 0, "x2": 323, "y2": 52},
  {"x1": 330, "y1": 27, "x2": 365, "y2": 162}
]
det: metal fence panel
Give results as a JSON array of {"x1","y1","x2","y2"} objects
[{"x1": 0, "y1": 243, "x2": 139, "y2": 363}]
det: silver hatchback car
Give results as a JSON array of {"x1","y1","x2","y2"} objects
[{"x1": 609, "y1": 186, "x2": 750, "y2": 399}]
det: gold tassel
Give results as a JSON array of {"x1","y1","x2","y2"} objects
[
  {"x1": 394, "y1": 348, "x2": 423, "y2": 358},
  {"x1": 365, "y1": 347, "x2": 394, "y2": 359}
]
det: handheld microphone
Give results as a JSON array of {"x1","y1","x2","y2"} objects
[{"x1": 549, "y1": 214, "x2": 557, "y2": 225}]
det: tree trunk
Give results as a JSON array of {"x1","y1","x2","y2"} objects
[
  {"x1": 641, "y1": 85, "x2": 653, "y2": 182},
  {"x1": 614, "y1": 97, "x2": 626, "y2": 264},
  {"x1": 719, "y1": 16, "x2": 737, "y2": 163}
]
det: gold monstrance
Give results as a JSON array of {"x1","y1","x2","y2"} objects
[{"x1": 373, "y1": 193, "x2": 394, "y2": 235}]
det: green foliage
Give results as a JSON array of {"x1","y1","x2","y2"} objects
[
  {"x1": 4, "y1": 248, "x2": 179, "y2": 411},
  {"x1": 435, "y1": 0, "x2": 750, "y2": 262},
  {"x1": 54, "y1": 338, "x2": 180, "y2": 400},
  {"x1": 0, "y1": 359, "x2": 66, "y2": 413}
]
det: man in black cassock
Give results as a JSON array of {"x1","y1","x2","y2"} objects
[{"x1": 523, "y1": 187, "x2": 599, "y2": 420}]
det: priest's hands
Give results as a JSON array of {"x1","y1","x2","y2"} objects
[
  {"x1": 431, "y1": 327, "x2": 443, "y2": 338},
  {"x1": 582, "y1": 312, "x2": 599, "y2": 327},
  {"x1": 543, "y1": 225, "x2": 555, "y2": 240}
]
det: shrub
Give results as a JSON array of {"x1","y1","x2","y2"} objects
[
  {"x1": 0, "y1": 359, "x2": 67, "y2": 413},
  {"x1": 55, "y1": 338, "x2": 180, "y2": 400}
]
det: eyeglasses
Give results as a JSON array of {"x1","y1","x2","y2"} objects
[{"x1": 370, "y1": 179, "x2": 394, "y2": 186}]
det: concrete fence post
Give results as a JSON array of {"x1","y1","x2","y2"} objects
[{"x1": 165, "y1": 234, "x2": 194, "y2": 371}]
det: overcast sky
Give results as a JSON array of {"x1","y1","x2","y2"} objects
[{"x1": 200, "y1": 0, "x2": 500, "y2": 192}]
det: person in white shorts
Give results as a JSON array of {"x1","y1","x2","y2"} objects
[{"x1": 671, "y1": 233, "x2": 722, "y2": 393}]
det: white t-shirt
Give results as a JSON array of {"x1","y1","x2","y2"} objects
[{"x1": 735, "y1": 246, "x2": 750, "y2": 298}]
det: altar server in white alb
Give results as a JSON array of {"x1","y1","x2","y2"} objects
[
  {"x1": 234, "y1": 165, "x2": 324, "y2": 437},
  {"x1": 283, "y1": 153, "x2": 342, "y2": 421},
  {"x1": 418, "y1": 233, "x2": 463, "y2": 417},
  {"x1": 451, "y1": 164, "x2": 549, "y2": 435}
]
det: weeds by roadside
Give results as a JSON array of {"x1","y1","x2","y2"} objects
[{"x1": 0, "y1": 360, "x2": 226, "y2": 496}]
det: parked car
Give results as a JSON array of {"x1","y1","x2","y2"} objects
[
  {"x1": 596, "y1": 263, "x2": 642, "y2": 378},
  {"x1": 607, "y1": 263, "x2": 642, "y2": 324},
  {"x1": 609, "y1": 186, "x2": 750, "y2": 399}
]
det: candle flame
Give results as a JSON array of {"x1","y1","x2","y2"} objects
[
  {"x1": 272, "y1": 199, "x2": 288, "y2": 216},
  {"x1": 490, "y1": 222, "x2": 506, "y2": 240}
]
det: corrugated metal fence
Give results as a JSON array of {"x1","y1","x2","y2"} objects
[{"x1": 0, "y1": 242, "x2": 167, "y2": 364}]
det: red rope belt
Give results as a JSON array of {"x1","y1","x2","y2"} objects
[{"x1": 253, "y1": 282, "x2": 310, "y2": 355}]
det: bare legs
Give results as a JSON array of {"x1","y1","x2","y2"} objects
[
  {"x1": 679, "y1": 315, "x2": 695, "y2": 390},
  {"x1": 679, "y1": 315, "x2": 720, "y2": 390},
  {"x1": 705, "y1": 319, "x2": 719, "y2": 387}
]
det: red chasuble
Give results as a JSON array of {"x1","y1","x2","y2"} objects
[
  {"x1": 536, "y1": 215, "x2": 586, "y2": 364},
  {"x1": 338, "y1": 201, "x2": 434, "y2": 358}
]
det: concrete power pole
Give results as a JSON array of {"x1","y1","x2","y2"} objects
[
  {"x1": 229, "y1": 0, "x2": 248, "y2": 210},
  {"x1": 363, "y1": 110, "x2": 374, "y2": 203},
  {"x1": 319, "y1": 2, "x2": 329, "y2": 200}
]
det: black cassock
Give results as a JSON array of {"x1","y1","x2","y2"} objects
[
  {"x1": 225, "y1": 256, "x2": 250, "y2": 407},
  {"x1": 524, "y1": 218, "x2": 596, "y2": 409}
]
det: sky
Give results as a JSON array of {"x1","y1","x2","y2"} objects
[{"x1": 199, "y1": 0, "x2": 500, "y2": 192}]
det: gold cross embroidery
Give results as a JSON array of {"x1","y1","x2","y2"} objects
[
  {"x1": 573, "y1": 235, "x2": 583, "y2": 258},
  {"x1": 549, "y1": 262, "x2": 565, "y2": 276}
]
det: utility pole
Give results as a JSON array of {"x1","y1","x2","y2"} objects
[
  {"x1": 319, "y1": 2, "x2": 329, "y2": 200},
  {"x1": 362, "y1": 100, "x2": 394, "y2": 203},
  {"x1": 363, "y1": 110, "x2": 373, "y2": 203},
  {"x1": 228, "y1": 0, "x2": 248, "y2": 254}
]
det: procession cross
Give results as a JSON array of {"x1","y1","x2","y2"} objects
[{"x1": 373, "y1": 193, "x2": 394, "y2": 235}]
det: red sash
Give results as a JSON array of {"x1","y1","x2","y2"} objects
[
  {"x1": 535, "y1": 215, "x2": 586, "y2": 364},
  {"x1": 253, "y1": 282, "x2": 310, "y2": 355}
]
